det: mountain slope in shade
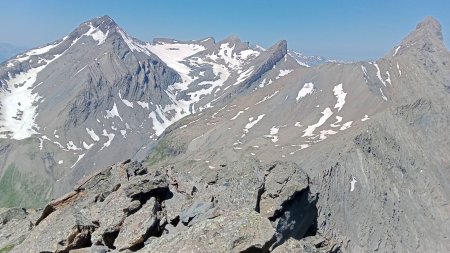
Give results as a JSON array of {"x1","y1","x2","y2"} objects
[{"x1": 0, "y1": 15, "x2": 301, "y2": 206}]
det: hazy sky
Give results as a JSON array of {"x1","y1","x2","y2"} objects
[{"x1": 1, "y1": 0, "x2": 449, "y2": 61}]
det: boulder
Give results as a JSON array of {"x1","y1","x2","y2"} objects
[
  {"x1": 123, "y1": 171, "x2": 168, "y2": 199},
  {"x1": 143, "y1": 209, "x2": 275, "y2": 253},
  {"x1": 114, "y1": 197, "x2": 160, "y2": 250},
  {"x1": 259, "y1": 161, "x2": 310, "y2": 219}
]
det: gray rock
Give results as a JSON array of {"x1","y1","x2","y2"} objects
[
  {"x1": 11, "y1": 208, "x2": 96, "y2": 253},
  {"x1": 90, "y1": 188, "x2": 131, "y2": 246},
  {"x1": 0, "y1": 208, "x2": 38, "y2": 252},
  {"x1": 123, "y1": 171, "x2": 168, "y2": 199},
  {"x1": 272, "y1": 235, "x2": 340, "y2": 253},
  {"x1": 259, "y1": 161, "x2": 309, "y2": 219},
  {"x1": 114, "y1": 197, "x2": 159, "y2": 251},
  {"x1": 179, "y1": 200, "x2": 215, "y2": 226},
  {"x1": 143, "y1": 209, "x2": 275, "y2": 253}
]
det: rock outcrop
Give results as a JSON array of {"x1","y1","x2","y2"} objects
[{"x1": 2, "y1": 159, "x2": 321, "y2": 253}]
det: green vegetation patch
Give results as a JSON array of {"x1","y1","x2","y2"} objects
[
  {"x1": 0, "y1": 163, "x2": 50, "y2": 208},
  {"x1": 0, "y1": 244, "x2": 15, "y2": 253},
  {"x1": 146, "y1": 139, "x2": 186, "y2": 166}
]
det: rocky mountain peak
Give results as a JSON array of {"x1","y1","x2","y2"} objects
[
  {"x1": 64, "y1": 15, "x2": 120, "y2": 44},
  {"x1": 270, "y1": 40, "x2": 288, "y2": 54},
  {"x1": 221, "y1": 35, "x2": 242, "y2": 44},
  {"x1": 86, "y1": 15, "x2": 118, "y2": 31},
  {"x1": 414, "y1": 16, "x2": 443, "y2": 41},
  {"x1": 393, "y1": 16, "x2": 445, "y2": 57}
]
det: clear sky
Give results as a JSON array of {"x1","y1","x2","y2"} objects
[{"x1": 1, "y1": 0, "x2": 449, "y2": 61}]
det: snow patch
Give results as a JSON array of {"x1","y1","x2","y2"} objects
[
  {"x1": 101, "y1": 129, "x2": 115, "y2": 149},
  {"x1": 385, "y1": 71, "x2": 391, "y2": 85},
  {"x1": 393, "y1": 46, "x2": 401, "y2": 57},
  {"x1": 276, "y1": 69, "x2": 293, "y2": 79},
  {"x1": 333, "y1": 83, "x2": 346, "y2": 112},
  {"x1": 71, "y1": 153, "x2": 85, "y2": 168},
  {"x1": 85, "y1": 24, "x2": 109, "y2": 45},
  {"x1": 105, "y1": 103, "x2": 123, "y2": 121},
  {"x1": 350, "y1": 176, "x2": 357, "y2": 192},
  {"x1": 137, "y1": 101, "x2": 149, "y2": 109},
  {"x1": 149, "y1": 106, "x2": 174, "y2": 136},
  {"x1": 361, "y1": 115, "x2": 370, "y2": 121},
  {"x1": 361, "y1": 65, "x2": 368, "y2": 76},
  {"x1": 340, "y1": 121, "x2": 353, "y2": 131},
  {"x1": 148, "y1": 41, "x2": 206, "y2": 84},
  {"x1": 243, "y1": 114, "x2": 265, "y2": 135},
  {"x1": 255, "y1": 91, "x2": 279, "y2": 105},
  {"x1": 302, "y1": 107, "x2": 333, "y2": 137},
  {"x1": 0, "y1": 52, "x2": 63, "y2": 140},
  {"x1": 379, "y1": 88, "x2": 388, "y2": 101},
  {"x1": 239, "y1": 49, "x2": 260, "y2": 60},
  {"x1": 330, "y1": 116, "x2": 343, "y2": 127},
  {"x1": 119, "y1": 92, "x2": 133, "y2": 108},
  {"x1": 296, "y1": 82, "x2": 315, "y2": 101},
  {"x1": 14, "y1": 38, "x2": 65, "y2": 62},
  {"x1": 117, "y1": 29, "x2": 150, "y2": 55},
  {"x1": 83, "y1": 141, "x2": 94, "y2": 150},
  {"x1": 374, "y1": 63, "x2": 386, "y2": 86},
  {"x1": 67, "y1": 141, "x2": 81, "y2": 151},
  {"x1": 86, "y1": 128, "x2": 100, "y2": 141},
  {"x1": 264, "y1": 126, "x2": 280, "y2": 143},
  {"x1": 231, "y1": 111, "x2": 244, "y2": 120},
  {"x1": 235, "y1": 66, "x2": 254, "y2": 85},
  {"x1": 319, "y1": 129, "x2": 338, "y2": 140}
]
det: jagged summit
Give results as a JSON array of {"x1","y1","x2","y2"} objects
[
  {"x1": 220, "y1": 34, "x2": 242, "y2": 44},
  {"x1": 392, "y1": 16, "x2": 446, "y2": 57},
  {"x1": 84, "y1": 15, "x2": 118, "y2": 30},
  {"x1": 270, "y1": 40, "x2": 287, "y2": 52},
  {"x1": 415, "y1": 16, "x2": 443, "y2": 41}
]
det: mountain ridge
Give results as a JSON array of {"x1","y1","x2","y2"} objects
[{"x1": 0, "y1": 16, "x2": 449, "y2": 253}]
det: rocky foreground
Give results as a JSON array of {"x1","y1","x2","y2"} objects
[{"x1": 1, "y1": 159, "x2": 340, "y2": 253}]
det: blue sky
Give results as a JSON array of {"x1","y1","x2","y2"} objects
[{"x1": 1, "y1": 0, "x2": 449, "y2": 60}]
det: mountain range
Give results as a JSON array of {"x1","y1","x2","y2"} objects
[{"x1": 0, "y1": 15, "x2": 449, "y2": 252}]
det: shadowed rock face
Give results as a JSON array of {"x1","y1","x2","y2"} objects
[{"x1": 0, "y1": 16, "x2": 449, "y2": 253}]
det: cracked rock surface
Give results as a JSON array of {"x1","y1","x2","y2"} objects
[{"x1": 4, "y1": 159, "x2": 323, "y2": 253}]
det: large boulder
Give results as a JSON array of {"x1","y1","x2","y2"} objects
[
  {"x1": 114, "y1": 197, "x2": 160, "y2": 251},
  {"x1": 143, "y1": 209, "x2": 275, "y2": 253}
]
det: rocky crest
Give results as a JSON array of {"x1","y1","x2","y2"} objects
[{"x1": 1, "y1": 159, "x2": 339, "y2": 253}]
